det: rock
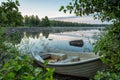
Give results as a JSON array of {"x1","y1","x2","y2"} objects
[{"x1": 69, "y1": 40, "x2": 84, "y2": 47}]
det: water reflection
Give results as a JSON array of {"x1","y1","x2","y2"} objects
[
  {"x1": 41, "y1": 31, "x2": 49, "y2": 38},
  {"x1": 47, "y1": 30, "x2": 100, "y2": 52},
  {"x1": 17, "y1": 29, "x2": 100, "y2": 53}
]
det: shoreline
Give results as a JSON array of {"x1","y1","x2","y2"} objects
[{"x1": 6, "y1": 26, "x2": 105, "y2": 34}]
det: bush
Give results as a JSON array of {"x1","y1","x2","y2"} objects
[
  {"x1": 0, "y1": 0, "x2": 54, "y2": 79},
  {"x1": 93, "y1": 22, "x2": 120, "y2": 80},
  {"x1": 94, "y1": 71, "x2": 120, "y2": 80},
  {"x1": 0, "y1": 27, "x2": 20, "y2": 68},
  {"x1": 0, "y1": 28, "x2": 54, "y2": 80},
  {"x1": 94, "y1": 22, "x2": 120, "y2": 71},
  {"x1": 0, "y1": 55, "x2": 54, "y2": 80}
]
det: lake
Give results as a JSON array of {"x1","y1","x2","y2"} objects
[
  {"x1": 46, "y1": 29, "x2": 100, "y2": 52},
  {"x1": 17, "y1": 27, "x2": 102, "y2": 53}
]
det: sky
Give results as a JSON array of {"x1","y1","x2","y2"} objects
[
  {"x1": 0, "y1": 0, "x2": 74, "y2": 18},
  {"x1": 0, "y1": 0, "x2": 111, "y2": 24},
  {"x1": 19, "y1": 0, "x2": 74, "y2": 18}
]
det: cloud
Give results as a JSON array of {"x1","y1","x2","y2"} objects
[{"x1": 50, "y1": 16, "x2": 111, "y2": 24}]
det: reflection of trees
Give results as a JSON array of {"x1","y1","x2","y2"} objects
[{"x1": 41, "y1": 31, "x2": 49, "y2": 38}]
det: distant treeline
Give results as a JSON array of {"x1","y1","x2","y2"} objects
[
  {"x1": 24, "y1": 15, "x2": 50, "y2": 27},
  {"x1": 50, "y1": 20, "x2": 108, "y2": 27},
  {"x1": 23, "y1": 15, "x2": 108, "y2": 27}
]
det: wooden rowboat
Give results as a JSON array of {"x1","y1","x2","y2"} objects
[{"x1": 33, "y1": 50, "x2": 105, "y2": 78}]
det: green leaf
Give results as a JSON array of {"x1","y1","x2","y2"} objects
[
  {"x1": 28, "y1": 64, "x2": 34, "y2": 71},
  {"x1": 63, "y1": 9, "x2": 67, "y2": 13},
  {"x1": 0, "y1": 76, "x2": 3, "y2": 80},
  {"x1": 22, "y1": 75, "x2": 34, "y2": 80},
  {"x1": 7, "y1": 72, "x2": 15, "y2": 78},
  {"x1": 43, "y1": 60, "x2": 49, "y2": 66},
  {"x1": 59, "y1": 6, "x2": 64, "y2": 11},
  {"x1": 16, "y1": 0, "x2": 20, "y2": 6},
  {"x1": 15, "y1": 65, "x2": 22, "y2": 71},
  {"x1": 34, "y1": 68, "x2": 42, "y2": 76}
]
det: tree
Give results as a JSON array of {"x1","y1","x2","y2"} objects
[
  {"x1": 24, "y1": 15, "x2": 41, "y2": 27},
  {"x1": 60, "y1": 0, "x2": 120, "y2": 79},
  {"x1": 0, "y1": 1, "x2": 54, "y2": 79},
  {"x1": 24, "y1": 15, "x2": 30, "y2": 27},
  {"x1": 29, "y1": 15, "x2": 36, "y2": 27},
  {"x1": 41, "y1": 16, "x2": 50, "y2": 27},
  {"x1": 0, "y1": 0, "x2": 23, "y2": 27},
  {"x1": 60, "y1": 0, "x2": 120, "y2": 22},
  {"x1": 35, "y1": 15, "x2": 41, "y2": 27}
]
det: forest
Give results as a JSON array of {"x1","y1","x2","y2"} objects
[{"x1": 23, "y1": 15, "x2": 108, "y2": 27}]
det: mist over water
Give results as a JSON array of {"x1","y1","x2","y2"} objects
[{"x1": 16, "y1": 28, "x2": 101, "y2": 55}]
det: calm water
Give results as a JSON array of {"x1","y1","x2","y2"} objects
[
  {"x1": 17, "y1": 27, "x2": 102, "y2": 53},
  {"x1": 46, "y1": 29, "x2": 100, "y2": 52}
]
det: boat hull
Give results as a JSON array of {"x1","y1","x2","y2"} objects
[{"x1": 36, "y1": 57, "x2": 105, "y2": 78}]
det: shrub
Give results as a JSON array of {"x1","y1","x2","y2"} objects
[
  {"x1": 94, "y1": 71, "x2": 120, "y2": 80},
  {"x1": 0, "y1": 28, "x2": 54, "y2": 80},
  {"x1": 93, "y1": 22, "x2": 120, "y2": 79},
  {"x1": 94, "y1": 23, "x2": 120, "y2": 71},
  {"x1": 0, "y1": 55, "x2": 54, "y2": 80}
]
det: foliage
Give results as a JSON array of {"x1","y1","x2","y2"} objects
[
  {"x1": 50, "y1": 20, "x2": 107, "y2": 27},
  {"x1": 24, "y1": 15, "x2": 51, "y2": 27},
  {"x1": 0, "y1": 27, "x2": 54, "y2": 80},
  {"x1": 0, "y1": 28, "x2": 5, "y2": 44},
  {"x1": 0, "y1": 28, "x2": 55, "y2": 80},
  {"x1": 59, "y1": 0, "x2": 120, "y2": 22},
  {"x1": 0, "y1": 28, "x2": 19, "y2": 68},
  {"x1": 60, "y1": 0, "x2": 120, "y2": 79},
  {"x1": 0, "y1": 0, "x2": 23, "y2": 27},
  {"x1": 0, "y1": 1, "x2": 54, "y2": 80},
  {"x1": 5, "y1": 31, "x2": 22, "y2": 44},
  {"x1": 94, "y1": 23, "x2": 120, "y2": 71},
  {"x1": 24, "y1": 15, "x2": 41, "y2": 27},
  {"x1": 94, "y1": 71, "x2": 120, "y2": 80},
  {"x1": 0, "y1": 55, "x2": 54, "y2": 80},
  {"x1": 23, "y1": 15, "x2": 107, "y2": 27},
  {"x1": 41, "y1": 16, "x2": 50, "y2": 27}
]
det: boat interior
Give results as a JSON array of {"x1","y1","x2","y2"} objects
[{"x1": 39, "y1": 50, "x2": 100, "y2": 64}]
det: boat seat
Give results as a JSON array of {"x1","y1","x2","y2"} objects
[
  {"x1": 56, "y1": 56, "x2": 80, "y2": 63},
  {"x1": 40, "y1": 53, "x2": 80, "y2": 63},
  {"x1": 40, "y1": 53, "x2": 67, "y2": 60},
  {"x1": 49, "y1": 53, "x2": 67, "y2": 60}
]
